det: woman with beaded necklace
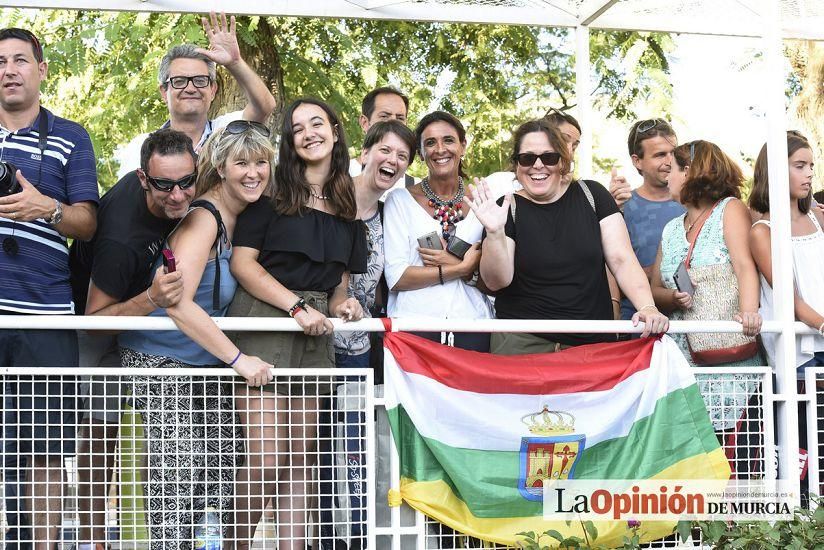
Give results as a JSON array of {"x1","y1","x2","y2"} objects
[{"x1": 383, "y1": 111, "x2": 493, "y2": 351}]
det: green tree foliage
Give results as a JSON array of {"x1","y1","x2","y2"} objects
[{"x1": 1, "y1": 9, "x2": 673, "y2": 188}]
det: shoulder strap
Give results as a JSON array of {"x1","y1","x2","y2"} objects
[
  {"x1": 509, "y1": 194, "x2": 517, "y2": 223},
  {"x1": 188, "y1": 199, "x2": 226, "y2": 310},
  {"x1": 577, "y1": 180, "x2": 596, "y2": 213},
  {"x1": 807, "y1": 210, "x2": 823, "y2": 233},
  {"x1": 752, "y1": 219, "x2": 771, "y2": 229},
  {"x1": 37, "y1": 107, "x2": 48, "y2": 152},
  {"x1": 684, "y1": 200, "x2": 721, "y2": 269}
]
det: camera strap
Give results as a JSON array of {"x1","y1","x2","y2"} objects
[{"x1": 36, "y1": 107, "x2": 47, "y2": 186}]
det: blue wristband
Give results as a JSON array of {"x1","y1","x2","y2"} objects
[{"x1": 228, "y1": 350, "x2": 242, "y2": 366}]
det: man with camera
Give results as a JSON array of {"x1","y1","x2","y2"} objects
[
  {"x1": 0, "y1": 27, "x2": 100, "y2": 548},
  {"x1": 68, "y1": 128, "x2": 197, "y2": 550},
  {"x1": 116, "y1": 12, "x2": 276, "y2": 175}
]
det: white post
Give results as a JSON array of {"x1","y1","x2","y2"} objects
[
  {"x1": 575, "y1": 24, "x2": 593, "y2": 179},
  {"x1": 761, "y1": 0, "x2": 800, "y2": 501}
]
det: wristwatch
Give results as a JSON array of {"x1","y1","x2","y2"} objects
[
  {"x1": 47, "y1": 200, "x2": 63, "y2": 225},
  {"x1": 466, "y1": 270, "x2": 480, "y2": 287}
]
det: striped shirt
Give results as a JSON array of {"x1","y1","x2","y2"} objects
[{"x1": 0, "y1": 108, "x2": 99, "y2": 314}]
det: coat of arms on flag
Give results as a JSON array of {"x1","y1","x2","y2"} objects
[
  {"x1": 519, "y1": 405, "x2": 585, "y2": 501},
  {"x1": 383, "y1": 332, "x2": 731, "y2": 547}
]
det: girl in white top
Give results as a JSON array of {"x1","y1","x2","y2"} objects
[{"x1": 749, "y1": 131, "x2": 824, "y2": 374}]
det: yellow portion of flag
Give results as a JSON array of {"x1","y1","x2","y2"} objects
[{"x1": 398, "y1": 447, "x2": 730, "y2": 547}]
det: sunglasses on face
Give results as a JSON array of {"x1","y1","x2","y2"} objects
[
  {"x1": 144, "y1": 172, "x2": 198, "y2": 192},
  {"x1": 165, "y1": 75, "x2": 212, "y2": 89},
  {"x1": 514, "y1": 152, "x2": 562, "y2": 167},
  {"x1": 224, "y1": 120, "x2": 271, "y2": 138}
]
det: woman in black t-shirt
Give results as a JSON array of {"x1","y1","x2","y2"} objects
[
  {"x1": 228, "y1": 98, "x2": 367, "y2": 548},
  {"x1": 466, "y1": 119, "x2": 668, "y2": 354}
]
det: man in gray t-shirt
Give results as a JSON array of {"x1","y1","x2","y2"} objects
[{"x1": 610, "y1": 119, "x2": 685, "y2": 320}]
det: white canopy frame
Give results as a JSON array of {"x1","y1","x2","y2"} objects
[{"x1": 4, "y1": 0, "x2": 822, "y2": 503}]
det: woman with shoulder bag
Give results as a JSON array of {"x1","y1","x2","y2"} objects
[{"x1": 651, "y1": 140, "x2": 763, "y2": 434}]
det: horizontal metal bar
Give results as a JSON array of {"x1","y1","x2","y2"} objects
[
  {"x1": 0, "y1": 316, "x2": 813, "y2": 334},
  {"x1": 1, "y1": 366, "x2": 373, "y2": 376}
]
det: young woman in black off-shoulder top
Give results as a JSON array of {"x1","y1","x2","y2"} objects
[{"x1": 228, "y1": 98, "x2": 367, "y2": 548}]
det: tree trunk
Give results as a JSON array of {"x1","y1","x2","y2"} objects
[{"x1": 788, "y1": 41, "x2": 824, "y2": 191}]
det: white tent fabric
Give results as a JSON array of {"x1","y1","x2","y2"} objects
[{"x1": 3, "y1": 0, "x2": 823, "y2": 40}]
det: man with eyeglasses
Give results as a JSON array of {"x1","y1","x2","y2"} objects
[
  {"x1": 67, "y1": 129, "x2": 197, "y2": 550},
  {"x1": 0, "y1": 26, "x2": 100, "y2": 549},
  {"x1": 116, "y1": 12, "x2": 276, "y2": 176},
  {"x1": 614, "y1": 118, "x2": 685, "y2": 322}
]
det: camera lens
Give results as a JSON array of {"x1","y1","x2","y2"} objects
[{"x1": 0, "y1": 161, "x2": 20, "y2": 197}]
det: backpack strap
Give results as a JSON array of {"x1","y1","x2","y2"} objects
[
  {"x1": 577, "y1": 180, "x2": 596, "y2": 214},
  {"x1": 510, "y1": 181, "x2": 594, "y2": 223},
  {"x1": 188, "y1": 199, "x2": 226, "y2": 310}
]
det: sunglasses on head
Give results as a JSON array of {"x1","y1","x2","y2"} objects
[
  {"x1": 224, "y1": 120, "x2": 271, "y2": 138},
  {"x1": 144, "y1": 172, "x2": 197, "y2": 193},
  {"x1": 635, "y1": 118, "x2": 671, "y2": 135},
  {"x1": 513, "y1": 152, "x2": 562, "y2": 167}
]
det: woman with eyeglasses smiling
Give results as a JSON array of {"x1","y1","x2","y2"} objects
[
  {"x1": 467, "y1": 119, "x2": 668, "y2": 354},
  {"x1": 119, "y1": 120, "x2": 275, "y2": 548},
  {"x1": 227, "y1": 98, "x2": 367, "y2": 548}
]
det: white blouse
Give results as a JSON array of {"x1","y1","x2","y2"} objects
[
  {"x1": 755, "y1": 213, "x2": 824, "y2": 371},
  {"x1": 383, "y1": 188, "x2": 494, "y2": 320}
]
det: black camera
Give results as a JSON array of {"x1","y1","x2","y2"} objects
[{"x1": 0, "y1": 161, "x2": 21, "y2": 197}]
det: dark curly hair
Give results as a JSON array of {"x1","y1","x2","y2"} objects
[{"x1": 678, "y1": 140, "x2": 743, "y2": 208}]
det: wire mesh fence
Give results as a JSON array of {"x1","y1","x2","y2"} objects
[
  {"x1": 1, "y1": 367, "x2": 373, "y2": 550},
  {"x1": 0, "y1": 329, "x2": 803, "y2": 549}
]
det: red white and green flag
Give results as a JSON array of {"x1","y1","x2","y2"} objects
[{"x1": 383, "y1": 333, "x2": 731, "y2": 547}]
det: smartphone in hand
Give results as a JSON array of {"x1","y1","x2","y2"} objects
[
  {"x1": 417, "y1": 231, "x2": 444, "y2": 250},
  {"x1": 446, "y1": 236, "x2": 472, "y2": 259},
  {"x1": 161, "y1": 249, "x2": 176, "y2": 273},
  {"x1": 673, "y1": 261, "x2": 695, "y2": 296}
]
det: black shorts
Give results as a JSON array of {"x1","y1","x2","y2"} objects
[{"x1": 1, "y1": 328, "x2": 79, "y2": 456}]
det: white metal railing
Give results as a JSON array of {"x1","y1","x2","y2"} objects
[
  {"x1": 803, "y1": 367, "x2": 824, "y2": 508},
  {"x1": 0, "y1": 318, "x2": 812, "y2": 549},
  {"x1": 1, "y1": 367, "x2": 374, "y2": 549}
]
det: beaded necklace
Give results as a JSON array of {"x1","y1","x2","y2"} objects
[{"x1": 421, "y1": 177, "x2": 465, "y2": 239}]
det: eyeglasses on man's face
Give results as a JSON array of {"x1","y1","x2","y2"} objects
[{"x1": 165, "y1": 75, "x2": 212, "y2": 90}]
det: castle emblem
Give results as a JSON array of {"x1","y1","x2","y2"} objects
[{"x1": 518, "y1": 404, "x2": 586, "y2": 502}]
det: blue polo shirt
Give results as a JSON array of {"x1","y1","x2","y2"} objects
[{"x1": 0, "y1": 108, "x2": 99, "y2": 314}]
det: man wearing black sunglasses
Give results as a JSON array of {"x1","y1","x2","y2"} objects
[
  {"x1": 68, "y1": 129, "x2": 197, "y2": 550},
  {"x1": 116, "y1": 12, "x2": 276, "y2": 176},
  {"x1": 614, "y1": 118, "x2": 685, "y2": 323}
]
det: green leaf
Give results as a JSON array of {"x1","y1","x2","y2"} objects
[
  {"x1": 583, "y1": 521, "x2": 598, "y2": 542},
  {"x1": 544, "y1": 529, "x2": 565, "y2": 543},
  {"x1": 676, "y1": 520, "x2": 693, "y2": 542}
]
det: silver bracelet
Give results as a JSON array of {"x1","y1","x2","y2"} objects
[
  {"x1": 818, "y1": 321, "x2": 824, "y2": 337},
  {"x1": 146, "y1": 288, "x2": 159, "y2": 309}
]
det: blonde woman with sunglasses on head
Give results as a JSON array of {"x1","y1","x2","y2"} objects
[
  {"x1": 467, "y1": 119, "x2": 668, "y2": 355},
  {"x1": 119, "y1": 121, "x2": 275, "y2": 549}
]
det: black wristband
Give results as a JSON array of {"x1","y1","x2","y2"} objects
[
  {"x1": 289, "y1": 297, "x2": 308, "y2": 317},
  {"x1": 437, "y1": 265, "x2": 444, "y2": 285}
]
